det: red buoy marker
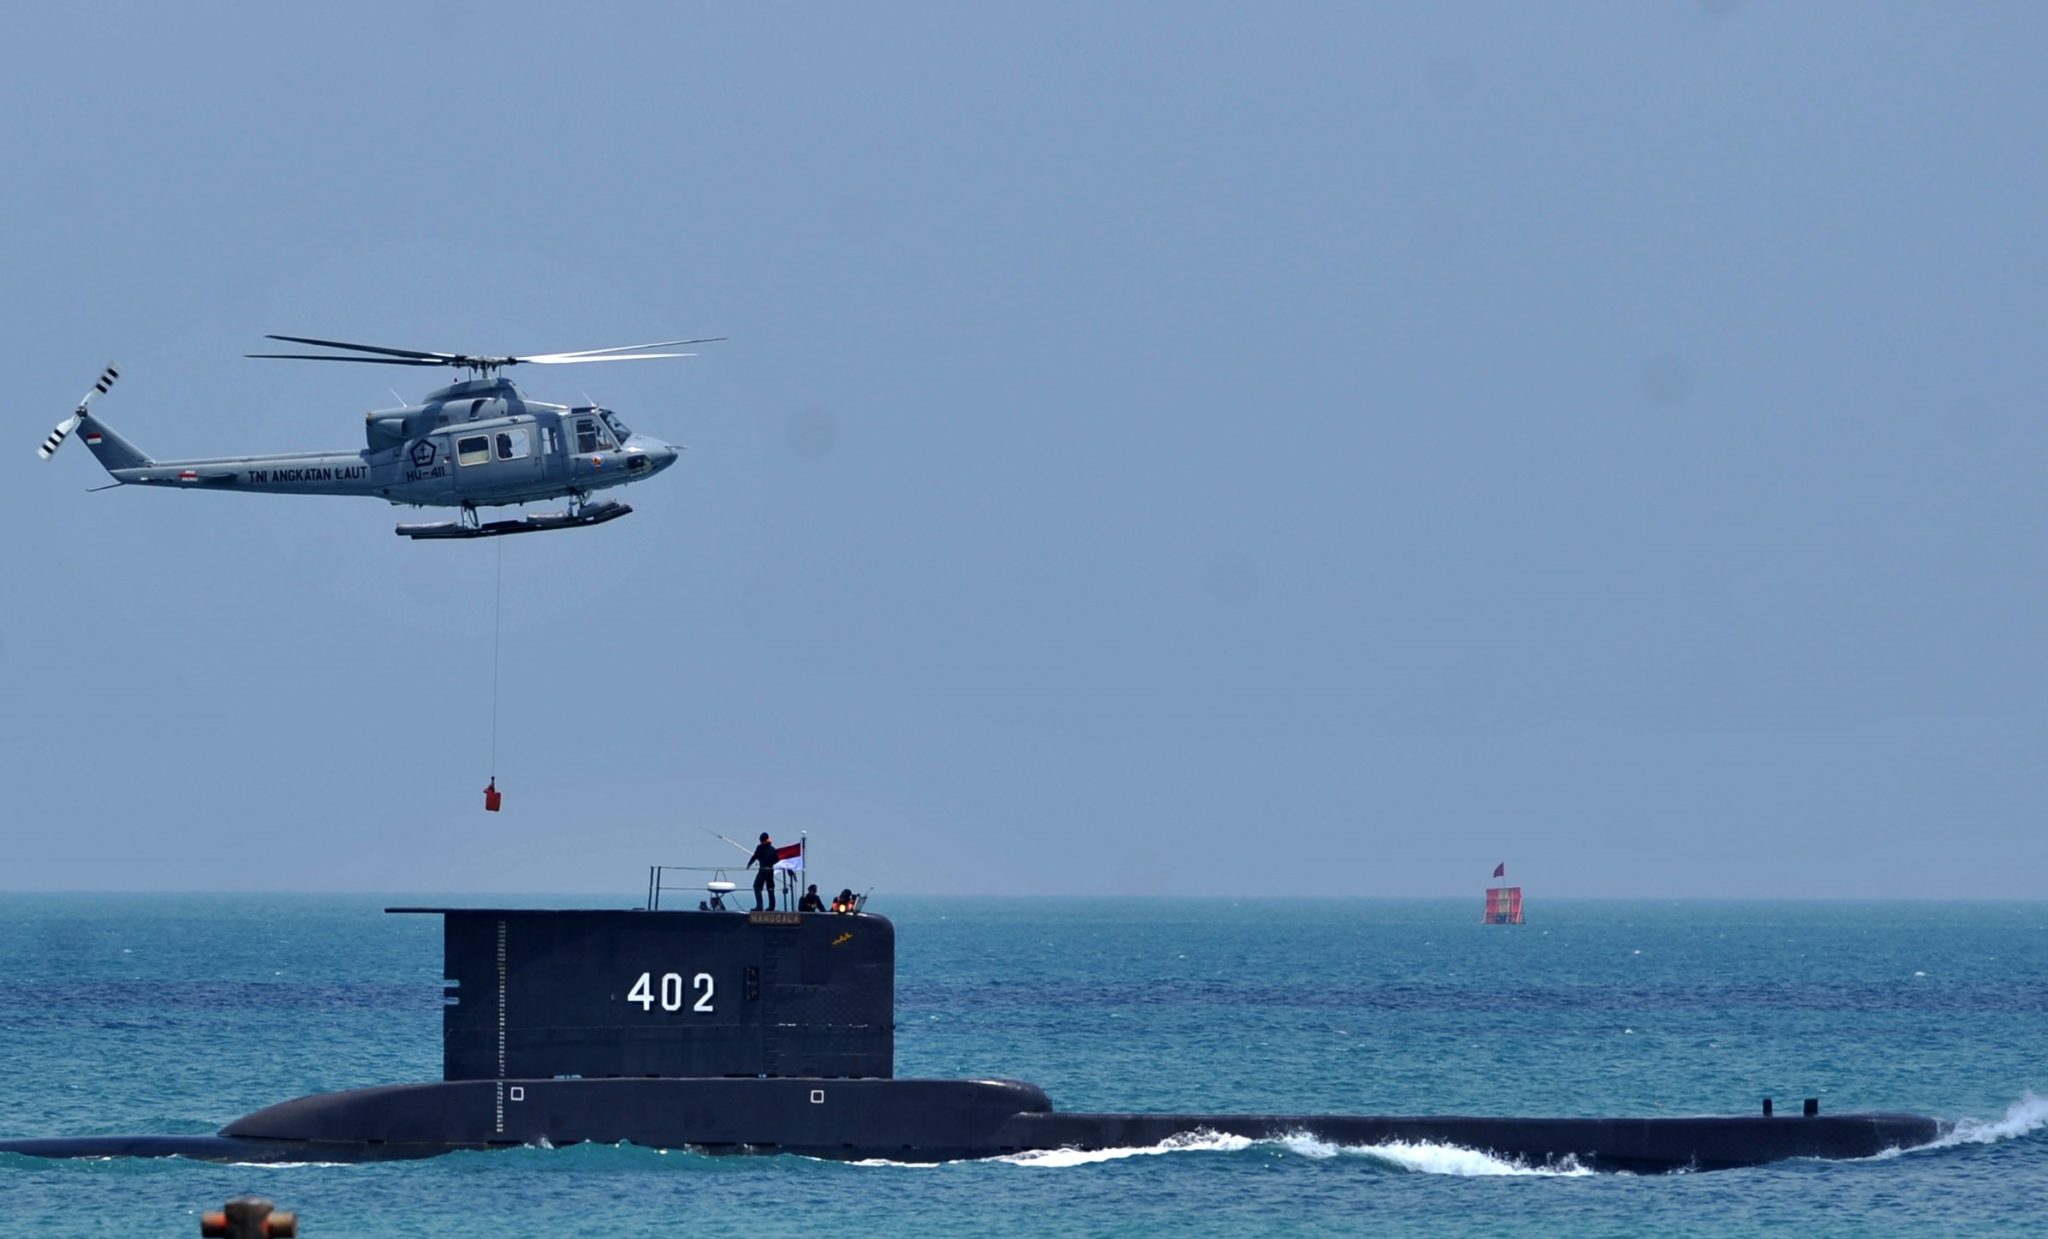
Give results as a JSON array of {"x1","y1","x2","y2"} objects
[{"x1": 483, "y1": 778, "x2": 502, "y2": 812}]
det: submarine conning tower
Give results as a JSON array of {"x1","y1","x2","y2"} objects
[{"x1": 389, "y1": 907, "x2": 896, "y2": 1082}]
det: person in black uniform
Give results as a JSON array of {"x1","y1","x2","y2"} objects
[
  {"x1": 798, "y1": 884, "x2": 825, "y2": 913},
  {"x1": 748, "y1": 832, "x2": 780, "y2": 911}
]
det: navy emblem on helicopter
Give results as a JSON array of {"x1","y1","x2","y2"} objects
[{"x1": 409, "y1": 438, "x2": 437, "y2": 469}]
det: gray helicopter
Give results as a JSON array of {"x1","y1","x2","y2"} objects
[{"x1": 37, "y1": 334, "x2": 718, "y2": 538}]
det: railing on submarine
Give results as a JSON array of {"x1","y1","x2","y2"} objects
[{"x1": 646, "y1": 864, "x2": 815, "y2": 911}]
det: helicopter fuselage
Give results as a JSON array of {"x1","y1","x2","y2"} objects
[{"x1": 86, "y1": 377, "x2": 679, "y2": 512}]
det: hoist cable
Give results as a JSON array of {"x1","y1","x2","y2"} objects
[{"x1": 490, "y1": 539, "x2": 503, "y2": 778}]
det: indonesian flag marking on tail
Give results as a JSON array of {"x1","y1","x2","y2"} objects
[
  {"x1": 84, "y1": 431, "x2": 103, "y2": 445},
  {"x1": 774, "y1": 840, "x2": 804, "y2": 872},
  {"x1": 178, "y1": 469, "x2": 198, "y2": 482}
]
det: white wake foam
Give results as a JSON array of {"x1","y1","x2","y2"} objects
[
  {"x1": 1930, "y1": 1092, "x2": 2048, "y2": 1149},
  {"x1": 996, "y1": 1129, "x2": 1587, "y2": 1176},
  {"x1": 998, "y1": 1130, "x2": 1254, "y2": 1167},
  {"x1": 1300, "y1": 1135, "x2": 1591, "y2": 1177}
]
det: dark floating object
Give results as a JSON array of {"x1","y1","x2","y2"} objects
[
  {"x1": 0, "y1": 905, "x2": 1940, "y2": 1172},
  {"x1": 201, "y1": 1196, "x2": 296, "y2": 1239}
]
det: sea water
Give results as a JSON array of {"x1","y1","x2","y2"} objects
[{"x1": 0, "y1": 895, "x2": 2041, "y2": 1236}]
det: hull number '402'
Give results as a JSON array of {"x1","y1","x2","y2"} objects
[{"x1": 628, "y1": 971, "x2": 715, "y2": 1013}]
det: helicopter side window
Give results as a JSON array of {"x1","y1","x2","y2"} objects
[
  {"x1": 574, "y1": 418, "x2": 604, "y2": 454},
  {"x1": 543, "y1": 426, "x2": 560, "y2": 455},
  {"x1": 456, "y1": 435, "x2": 491, "y2": 467},
  {"x1": 495, "y1": 429, "x2": 531, "y2": 461}
]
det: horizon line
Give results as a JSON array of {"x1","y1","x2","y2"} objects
[{"x1": 0, "y1": 888, "x2": 2038, "y2": 903}]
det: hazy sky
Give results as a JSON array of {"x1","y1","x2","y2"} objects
[{"x1": 4, "y1": 3, "x2": 2043, "y2": 897}]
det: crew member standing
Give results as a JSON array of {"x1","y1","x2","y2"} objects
[{"x1": 748, "y1": 832, "x2": 780, "y2": 911}]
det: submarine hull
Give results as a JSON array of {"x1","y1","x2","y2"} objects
[
  {"x1": 0, "y1": 906, "x2": 1943, "y2": 1172},
  {"x1": 0, "y1": 1079, "x2": 1939, "y2": 1172},
  {"x1": 220, "y1": 1077, "x2": 1058, "y2": 1162}
]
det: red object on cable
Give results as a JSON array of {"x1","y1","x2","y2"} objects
[{"x1": 483, "y1": 779, "x2": 502, "y2": 812}]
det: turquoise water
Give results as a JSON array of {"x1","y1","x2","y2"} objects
[{"x1": 0, "y1": 895, "x2": 2042, "y2": 1235}]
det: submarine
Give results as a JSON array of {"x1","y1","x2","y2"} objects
[{"x1": 0, "y1": 896, "x2": 1940, "y2": 1172}]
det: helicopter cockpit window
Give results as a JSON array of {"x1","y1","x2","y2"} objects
[
  {"x1": 495, "y1": 429, "x2": 531, "y2": 461},
  {"x1": 456, "y1": 435, "x2": 491, "y2": 467},
  {"x1": 574, "y1": 417, "x2": 612, "y2": 455},
  {"x1": 600, "y1": 411, "x2": 633, "y2": 442}
]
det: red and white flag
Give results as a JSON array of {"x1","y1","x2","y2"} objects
[{"x1": 774, "y1": 840, "x2": 805, "y2": 872}]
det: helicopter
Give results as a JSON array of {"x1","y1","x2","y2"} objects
[{"x1": 36, "y1": 334, "x2": 718, "y2": 538}]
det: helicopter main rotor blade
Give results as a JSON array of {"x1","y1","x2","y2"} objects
[
  {"x1": 248, "y1": 334, "x2": 722, "y2": 375},
  {"x1": 519, "y1": 338, "x2": 727, "y2": 361},
  {"x1": 519, "y1": 352, "x2": 697, "y2": 364},
  {"x1": 260, "y1": 335, "x2": 458, "y2": 361},
  {"x1": 245, "y1": 353, "x2": 448, "y2": 366}
]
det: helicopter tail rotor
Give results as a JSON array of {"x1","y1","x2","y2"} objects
[{"x1": 38, "y1": 363, "x2": 119, "y2": 460}]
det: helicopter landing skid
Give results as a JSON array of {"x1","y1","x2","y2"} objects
[{"x1": 396, "y1": 499, "x2": 632, "y2": 540}]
